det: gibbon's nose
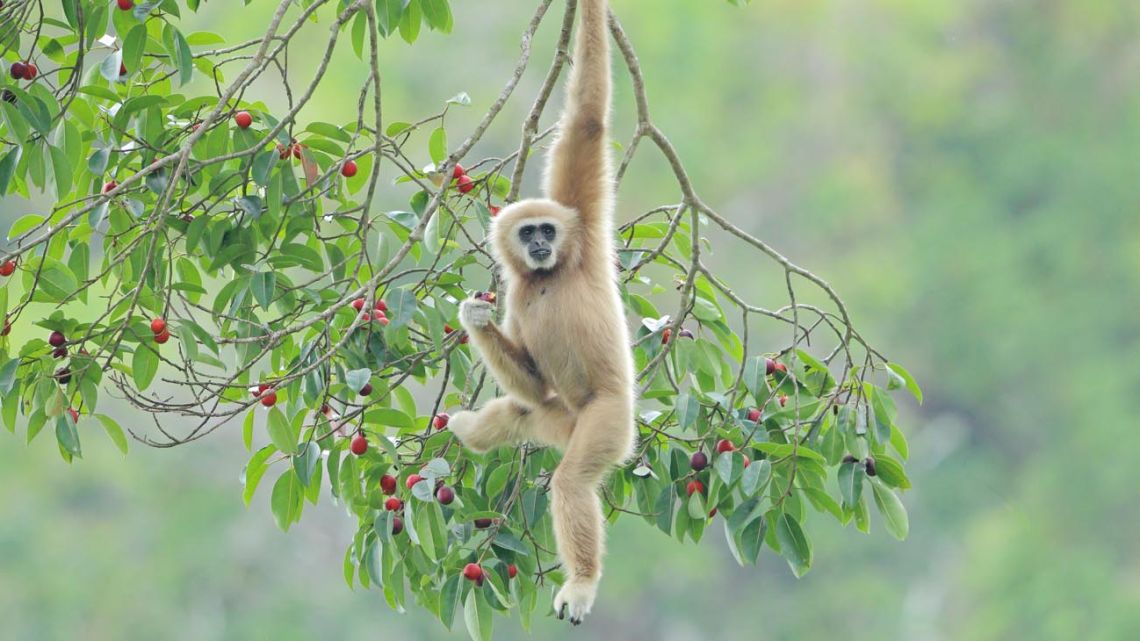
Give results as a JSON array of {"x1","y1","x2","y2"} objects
[{"x1": 529, "y1": 243, "x2": 552, "y2": 260}]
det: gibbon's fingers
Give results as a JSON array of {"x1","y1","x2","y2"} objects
[
  {"x1": 458, "y1": 298, "x2": 494, "y2": 331},
  {"x1": 449, "y1": 398, "x2": 574, "y2": 453}
]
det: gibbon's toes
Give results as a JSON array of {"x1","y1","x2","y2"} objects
[
  {"x1": 446, "y1": 411, "x2": 484, "y2": 452},
  {"x1": 458, "y1": 299, "x2": 494, "y2": 331},
  {"x1": 553, "y1": 580, "x2": 597, "y2": 626}
]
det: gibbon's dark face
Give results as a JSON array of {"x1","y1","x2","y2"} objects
[{"x1": 513, "y1": 217, "x2": 564, "y2": 272}]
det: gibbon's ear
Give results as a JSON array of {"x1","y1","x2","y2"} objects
[{"x1": 490, "y1": 198, "x2": 583, "y2": 277}]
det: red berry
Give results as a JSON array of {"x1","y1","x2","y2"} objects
[
  {"x1": 359, "y1": 383, "x2": 372, "y2": 396},
  {"x1": 252, "y1": 383, "x2": 270, "y2": 398},
  {"x1": 68, "y1": 408, "x2": 79, "y2": 423},
  {"x1": 489, "y1": 206, "x2": 500, "y2": 217},
  {"x1": 117, "y1": 0, "x2": 134, "y2": 9},
  {"x1": 463, "y1": 563, "x2": 483, "y2": 582},
  {"x1": 661, "y1": 328, "x2": 672, "y2": 344},
  {"x1": 444, "y1": 324, "x2": 455, "y2": 335},
  {"x1": 1, "y1": 320, "x2": 10, "y2": 336},
  {"x1": 358, "y1": 311, "x2": 372, "y2": 323},
  {"x1": 742, "y1": 455, "x2": 751, "y2": 468},
  {"x1": 103, "y1": 181, "x2": 118, "y2": 194},
  {"x1": 686, "y1": 480, "x2": 705, "y2": 497},
  {"x1": 260, "y1": 390, "x2": 278, "y2": 407},
  {"x1": 436, "y1": 486, "x2": 455, "y2": 505},
  {"x1": 473, "y1": 518, "x2": 492, "y2": 529},
  {"x1": 433, "y1": 413, "x2": 450, "y2": 430},
  {"x1": 746, "y1": 407, "x2": 761, "y2": 422},
  {"x1": 291, "y1": 144, "x2": 302, "y2": 159},
  {"x1": 9, "y1": 62, "x2": 26, "y2": 80},
  {"x1": 234, "y1": 111, "x2": 252, "y2": 129},
  {"x1": 376, "y1": 316, "x2": 390, "y2": 326},
  {"x1": 507, "y1": 564, "x2": 518, "y2": 579},
  {"x1": 119, "y1": 62, "x2": 127, "y2": 77},
  {"x1": 351, "y1": 298, "x2": 365, "y2": 311},
  {"x1": 0, "y1": 260, "x2": 15, "y2": 276},
  {"x1": 350, "y1": 434, "x2": 368, "y2": 455},
  {"x1": 380, "y1": 474, "x2": 397, "y2": 495},
  {"x1": 709, "y1": 507, "x2": 718, "y2": 518},
  {"x1": 341, "y1": 160, "x2": 358, "y2": 178},
  {"x1": 405, "y1": 473, "x2": 424, "y2": 489},
  {"x1": 154, "y1": 329, "x2": 170, "y2": 344},
  {"x1": 456, "y1": 174, "x2": 474, "y2": 194},
  {"x1": 452, "y1": 163, "x2": 465, "y2": 179},
  {"x1": 385, "y1": 496, "x2": 403, "y2": 511},
  {"x1": 277, "y1": 144, "x2": 290, "y2": 160},
  {"x1": 52, "y1": 347, "x2": 67, "y2": 359},
  {"x1": 374, "y1": 299, "x2": 388, "y2": 313},
  {"x1": 716, "y1": 439, "x2": 735, "y2": 454},
  {"x1": 765, "y1": 358, "x2": 776, "y2": 375},
  {"x1": 690, "y1": 451, "x2": 708, "y2": 471},
  {"x1": 22, "y1": 63, "x2": 36, "y2": 80},
  {"x1": 391, "y1": 516, "x2": 404, "y2": 535},
  {"x1": 48, "y1": 331, "x2": 66, "y2": 347},
  {"x1": 779, "y1": 394, "x2": 788, "y2": 407},
  {"x1": 775, "y1": 362, "x2": 787, "y2": 373},
  {"x1": 150, "y1": 318, "x2": 166, "y2": 334}
]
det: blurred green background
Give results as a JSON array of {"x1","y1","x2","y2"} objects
[{"x1": 3, "y1": 0, "x2": 1139, "y2": 639}]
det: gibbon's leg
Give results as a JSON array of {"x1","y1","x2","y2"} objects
[
  {"x1": 449, "y1": 397, "x2": 575, "y2": 454},
  {"x1": 459, "y1": 299, "x2": 548, "y2": 406},
  {"x1": 551, "y1": 393, "x2": 635, "y2": 625}
]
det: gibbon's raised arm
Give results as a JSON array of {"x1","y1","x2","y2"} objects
[{"x1": 542, "y1": 0, "x2": 612, "y2": 232}]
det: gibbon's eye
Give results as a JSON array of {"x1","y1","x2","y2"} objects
[
  {"x1": 540, "y1": 224, "x2": 556, "y2": 240},
  {"x1": 518, "y1": 225, "x2": 535, "y2": 242}
]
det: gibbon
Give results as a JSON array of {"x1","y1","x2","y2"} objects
[{"x1": 447, "y1": 0, "x2": 634, "y2": 626}]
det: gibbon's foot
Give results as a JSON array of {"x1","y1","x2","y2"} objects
[
  {"x1": 459, "y1": 298, "x2": 494, "y2": 331},
  {"x1": 553, "y1": 579, "x2": 597, "y2": 626},
  {"x1": 446, "y1": 410, "x2": 480, "y2": 449}
]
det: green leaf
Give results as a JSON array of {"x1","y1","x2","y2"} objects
[
  {"x1": 421, "y1": 0, "x2": 453, "y2": 32},
  {"x1": 250, "y1": 271, "x2": 276, "y2": 310},
  {"x1": 439, "y1": 575, "x2": 461, "y2": 629},
  {"x1": 837, "y1": 459, "x2": 864, "y2": 508},
  {"x1": 428, "y1": 127, "x2": 447, "y2": 165},
  {"x1": 886, "y1": 362, "x2": 922, "y2": 404},
  {"x1": 386, "y1": 287, "x2": 417, "y2": 328},
  {"x1": 0, "y1": 146, "x2": 22, "y2": 195},
  {"x1": 686, "y1": 492, "x2": 706, "y2": 520},
  {"x1": 266, "y1": 407, "x2": 298, "y2": 454},
  {"x1": 675, "y1": 393, "x2": 699, "y2": 431},
  {"x1": 95, "y1": 414, "x2": 129, "y2": 455},
  {"x1": 270, "y1": 469, "x2": 303, "y2": 531},
  {"x1": 0, "y1": 359, "x2": 20, "y2": 395},
  {"x1": 871, "y1": 479, "x2": 909, "y2": 540},
  {"x1": 773, "y1": 511, "x2": 812, "y2": 577},
  {"x1": 740, "y1": 458, "x2": 770, "y2": 496},
  {"x1": 714, "y1": 450, "x2": 743, "y2": 486},
  {"x1": 33, "y1": 258, "x2": 78, "y2": 302},
  {"x1": 345, "y1": 368, "x2": 371, "y2": 393},
  {"x1": 132, "y1": 346, "x2": 159, "y2": 390},
  {"x1": 242, "y1": 446, "x2": 275, "y2": 505},
  {"x1": 293, "y1": 440, "x2": 320, "y2": 486},
  {"x1": 55, "y1": 415, "x2": 82, "y2": 457},
  {"x1": 463, "y1": 589, "x2": 493, "y2": 641}
]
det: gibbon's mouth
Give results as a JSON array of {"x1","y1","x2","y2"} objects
[{"x1": 529, "y1": 247, "x2": 552, "y2": 261}]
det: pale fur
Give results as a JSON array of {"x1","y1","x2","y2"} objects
[{"x1": 449, "y1": 0, "x2": 633, "y2": 626}]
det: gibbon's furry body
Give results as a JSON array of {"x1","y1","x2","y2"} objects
[{"x1": 448, "y1": 0, "x2": 633, "y2": 625}]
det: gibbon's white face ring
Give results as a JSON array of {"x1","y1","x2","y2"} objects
[{"x1": 512, "y1": 216, "x2": 564, "y2": 271}]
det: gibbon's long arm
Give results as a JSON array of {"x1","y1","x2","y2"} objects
[
  {"x1": 543, "y1": 0, "x2": 612, "y2": 232},
  {"x1": 465, "y1": 323, "x2": 549, "y2": 407}
]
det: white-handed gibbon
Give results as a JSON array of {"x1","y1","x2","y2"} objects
[{"x1": 447, "y1": 0, "x2": 634, "y2": 626}]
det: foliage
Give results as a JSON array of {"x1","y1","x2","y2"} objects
[{"x1": 0, "y1": 0, "x2": 918, "y2": 637}]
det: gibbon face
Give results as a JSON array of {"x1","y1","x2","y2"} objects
[{"x1": 491, "y1": 198, "x2": 582, "y2": 276}]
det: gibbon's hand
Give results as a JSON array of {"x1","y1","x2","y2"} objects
[{"x1": 459, "y1": 298, "x2": 495, "y2": 332}]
